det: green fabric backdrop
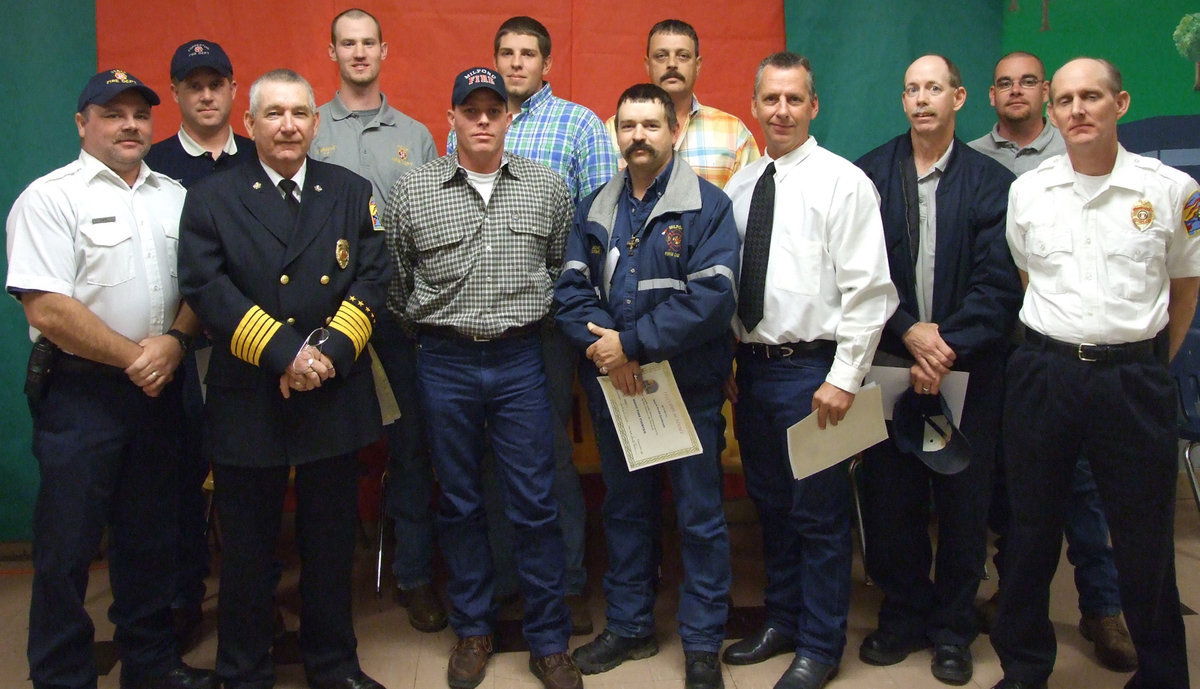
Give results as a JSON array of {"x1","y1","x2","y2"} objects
[{"x1": 0, "y1": 0, "x2": 96, "y2": 540}]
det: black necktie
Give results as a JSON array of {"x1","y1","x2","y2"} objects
[
  {"x1": 738, "y1": 162, "x2": 776, "y2": 332},
  {"x1": 278, "y1": 179, "x2": 300, "y2": 222}
]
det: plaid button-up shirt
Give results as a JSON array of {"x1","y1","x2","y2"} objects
[
  {"x1": 606, "y1": 95, "x2": 760, "y2": 189},
  {"x1": 448, "y1": 82, "x2": 617, "y2": 204},
  {"x1": 383, "y1": 152, "x2": 572, "y2": 339}
]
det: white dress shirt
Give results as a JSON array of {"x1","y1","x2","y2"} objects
[{"x1": 727, "y1": 136, "x2": 898, "y2": 392}]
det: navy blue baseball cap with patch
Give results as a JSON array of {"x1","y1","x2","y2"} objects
[
  {"x1": 170, "y1": 39, "x2": 234, "y2": 82},
  {"x1": 892, "y1": 387, "x2": 972, "y2": 475},
  {"x1": 77, "y1": 69, "x2": 160, "y2": 112},
  {"x1": 451, "y1": 67, "x2": 507, "y2": 106}
]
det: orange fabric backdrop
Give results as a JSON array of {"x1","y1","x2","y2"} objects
[{"x1": 97, "y1": 1, "x2": 783, "y2": 154}]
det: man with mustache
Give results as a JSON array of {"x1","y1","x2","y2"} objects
[
  {"x1": 556, "y1": 83, "x2": 739, "y2": 689},
  {"x1": 968, "y1": 52, "x2": 1137, "y2": 674},
  {"x1": 6, "y1": 69, "x2": 212, "y2": 689},
  {"x1": 722, "y1": 52, "x2": 897, "y2": 689},
  {"x1": 383, "y1": 67, "x2": 582, "y2": 689},
  {"x1": 309, "y1": 6, "x2": 446, "y2": 636},
  {"x1": 854, "y1": 54, "x2": 1020, "y2": 686},
  {"x1": 144, "y1": 37, "x2": 255, "y2": 650},
  {"x1": 991, "y1": 56, "x2": 1199, "y2": 689},
  {"x1": 605, "y1": 19, "x2": 758, "y2": 189}
]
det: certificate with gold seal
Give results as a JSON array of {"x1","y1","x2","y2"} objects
[{"x1": 597, "y1": 361, "x2": 703, "y2": 471}]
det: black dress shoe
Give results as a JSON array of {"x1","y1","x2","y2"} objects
[
  {"x1": 990, "y1": 680, "x2": 1047, "y2": 689},
  {"x1": 571, "y1": 628, "x2": 658, "y2": 674},
  {"x1": 723, "y1": 625, "x2": 795, "y2": 665},
  {"x1": 773, "y1": 655, "x2": 838, "y2": 689},
  {"x1": 931, "y1": 644, "x2": 972, "y2": 685},
  {"x1": 858, "y1": 628, "x2": 930, "y2": 666},
  {"x1": 120, "y1": 664, "x2": 215, "y2": 689},
  {"x1": 684, "y1": 650, "x2": 723, "y2": 689},
  {"x1": 311, "y1": 670, "x2": 388, "y2": 689}
]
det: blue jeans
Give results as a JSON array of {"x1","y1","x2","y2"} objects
[
  {"x1": 372, "y1": 317, "x2": 436, "y2": 590},
  {"x1": 584, "y1": 380, "x2": 730, "y2": 651},
  {"x1": 417, "y1": 332, "x2": 570, "y2": 656},
  {"x1": 734, "y1": 350, "x2": 852, "y2": 666},
  {"x1": 482, "y1": 327, "x2": 588, "y2": 597}
]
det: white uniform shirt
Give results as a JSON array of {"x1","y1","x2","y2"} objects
[
  {"x1": 5, "y1": 151, "x2": 186, "y2": 345},
  {"x1": 1007, "y1": 146, "x2": 1200, "y2": 344},
  {"x1": 727, "y1": 136, "x2": 899, "y2": 392}
]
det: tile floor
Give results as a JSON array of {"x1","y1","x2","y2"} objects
[{"x1": 3, "y1": 474, "x2": 1200, "y2": 689}]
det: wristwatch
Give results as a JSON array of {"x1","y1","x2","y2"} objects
[{"x1": 166, "y1": 328, "x2": 194, "y2": 353}]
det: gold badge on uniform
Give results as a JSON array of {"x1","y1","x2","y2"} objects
[
  {"x1": 1131, "y1": 199, "x2": 1154, "y2": 231},
  {"x1": 336, "y1": 239, "x2": 350, "y2": 269}
]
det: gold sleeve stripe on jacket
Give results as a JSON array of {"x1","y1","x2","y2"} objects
[
  {"x1": 329, "y1": 300, "x2": 373, "y2": 357},
  {"x1": 231, "y1": 306, "x2": 283, "y2": 366}
]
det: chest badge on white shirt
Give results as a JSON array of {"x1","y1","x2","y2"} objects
[{"x1": 1131, "y1": 199, "x2": 1154, "y2": 231}]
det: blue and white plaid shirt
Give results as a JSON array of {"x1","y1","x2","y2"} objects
[{"x1": 449, "y1": 83, "x2": 617, "y2": 203}]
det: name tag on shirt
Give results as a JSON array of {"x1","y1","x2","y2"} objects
[{"x1": 91, "y1": 216, "x2": 116, "y2": 224}]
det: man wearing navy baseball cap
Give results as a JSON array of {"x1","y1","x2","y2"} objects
[
  {"x1": 381, "y1": 66, "x2": 582, "y2": 689},
  {"x1": 146, "y1": 39, "x2": 252, "y2": 187},
  {"x1": 143, "y1": 38, "x2": 256, "y2": 652},
  {"x1": 7, "y1": 69, "x2": 210, "y2": 689}
]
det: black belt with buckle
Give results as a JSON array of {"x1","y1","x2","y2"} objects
[
  {"x1": 420, "y1": 322, "x2": 541, "y2": 342},
  {"x1": 738, "y1": 339, "x2": 835, "y2": 360},
  {"x1": 1025, "y1": 329, "x2": 1163, "y2": 363}
]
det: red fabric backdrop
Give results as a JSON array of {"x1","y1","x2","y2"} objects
[{"x1": 97, "y1": 1, "x2": 784, "y2": 154}]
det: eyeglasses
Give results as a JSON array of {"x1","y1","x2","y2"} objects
[
  {"x1": 995, "y1": 76, "x2": 1042, "y2": 91},
  {"x1": 291, "y1": 327, "x2": 330, "y2": 374}
]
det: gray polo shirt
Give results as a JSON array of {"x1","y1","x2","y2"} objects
[
  {"x1": 967, "y1": 118, "x2": 1065, "y2": 175},
  {"x1": 310, "y1": 92, "x2": 438, "y2": 203}
]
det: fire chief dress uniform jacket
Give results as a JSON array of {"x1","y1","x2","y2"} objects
[{"x1": 178, "y1": 157, "x2": 390, "y2": 687}]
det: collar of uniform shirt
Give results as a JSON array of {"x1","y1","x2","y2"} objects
[{"x1": 80, "y1": 149, "x2": 158, "y2": 190}]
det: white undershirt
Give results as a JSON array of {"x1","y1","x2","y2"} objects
[{"x1": 464, "y1": 168, "x2": 501, "y2": 205}]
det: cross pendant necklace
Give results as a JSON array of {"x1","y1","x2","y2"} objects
[{"x1": 625, "y1": 236, "x2": 640, "y2": 255}]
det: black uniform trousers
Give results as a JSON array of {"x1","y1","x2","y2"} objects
[
  {"x1": 28, "y1": 358, "x2": 182, "y2": 689},
  {"x1": 212, "y1": 453, "x2": 361, "y2": 689},
  {"x1": 992, "y1": 333, "x2": 1188, "y2": 689},
  {"x1": 861, "y1": 358, "x2": 1002, "y2": 648}
]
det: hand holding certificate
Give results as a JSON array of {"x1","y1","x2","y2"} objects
[
  {"x1": 597, "y1": 361, "x2": 703, "y2": 471},
  {"x1": 786, "y1": 383, "x2": 889, "y2": 480}
]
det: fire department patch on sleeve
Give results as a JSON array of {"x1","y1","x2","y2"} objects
[
  {"x1": 1184, "y1": 189, "x2": 1200, "y2": 238},
  {"x1": 370, "y1": 196, "x2": 382, "y2": 231}
]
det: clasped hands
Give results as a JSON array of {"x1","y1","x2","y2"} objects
[
  {"x1": 904, "y1": 321, "x2": 956, "y2": 395},
  {"x1": 279, "y1": 344, "x2": 336, "y2": 399},
  {"x1": 124, "y1": 334, "x2": 185, "y2": 398},
  {"x1": 586, "y1": 322, "x2": 643, "y2": 396}
]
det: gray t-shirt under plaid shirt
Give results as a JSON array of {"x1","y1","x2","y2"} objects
[{"x1": 382, "y1": 152, "x2": 572, "y2": 339}]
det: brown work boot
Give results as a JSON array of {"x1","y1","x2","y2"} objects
[
  {"x1": 1079, "y1": 613, "x2": 1137, "y2": 672},
  {"x1": 530, "y1": 651, "x2": 584, "y2": 689},
  {"x1": 395, "y1": 582, "x2": 448, "y2": 632},
  {"x1": 565, "y1": 594, "x2": 593, "y2": 636},
  {"x1": 448, "y1": 635, "x2": 493, "y2": 689}
]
